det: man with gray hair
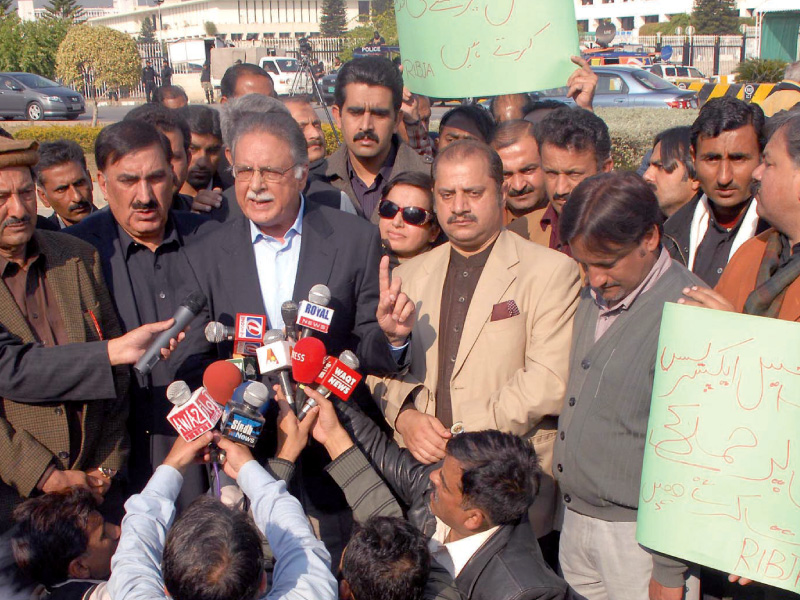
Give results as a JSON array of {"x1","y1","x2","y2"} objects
[
  {"x1": 219, "y1": 94, "x2": 356, "y2": 220},
  {"x1": 184, "y1": 105, "x2": 412, "y2": 565},
  {"x1": 758, "y1": 61, "x2": 800, "y2": 117}
]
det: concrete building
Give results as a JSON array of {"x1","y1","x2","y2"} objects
[
  {"x1": 89, "y1": 0, "x2": 372, "y2": 42},
  {"x1": 575, "y1": 0, "x2": 764, "y2": 33}
]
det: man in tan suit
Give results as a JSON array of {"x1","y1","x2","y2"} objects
[
  {"x1": 0, "y1": 138, "x2": 129, "y2": 531},
  {"x1": 371, "y1": 140, "x2": 581, "y2": 557}
]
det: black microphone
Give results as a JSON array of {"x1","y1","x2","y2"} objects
[
  {"x1": 281, "y1": 301, "x2": 299, "y2": 342},
  {"x1": 134, "y1": 291, "x2": 207, "y2": 376}
]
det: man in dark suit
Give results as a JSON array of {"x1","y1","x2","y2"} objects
[
  {"x1": 33, "y1": 140, "x2": 98, "y2": 229},
  {"x1": 185, "y1": 106, "x2": 413, "y2": 565},
  {"x1": 66, "y1": 121, "x2": 216, "y2": 503}
]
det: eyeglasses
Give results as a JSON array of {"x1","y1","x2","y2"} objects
[
  {"x1": 378, "y1": 199, "x2": 435, "y2": 227},
  {"x1": 231, "y1": 164, "x2": 298, "y2": 183}
]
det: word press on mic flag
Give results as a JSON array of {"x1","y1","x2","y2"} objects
[
  {"x1": 396, "y1": 0, "x2": 579, "y2": 98},
  {"x1": 636, "y1": 303, "x2": 800, "y2": 594}
]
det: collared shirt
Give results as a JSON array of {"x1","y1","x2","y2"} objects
[
  {"x1": 347, "y1": 142, "x2": 397, "y2": 219},
  {"x1": 428, "y1": 517, "x2": 500, "y2": 579},
  {"x1": 540, "y1": 204, "x2": 571, "y2": 256},
  {"x1": 251, "y1": 197, "x2": 304, "y2": 330},
  {"x1": 108, "y1": 461, "x2": 337, "y2": 600},
  {"x1": 591, "y1": 247, "x2": 672, "y2": 341},
  {"x1": 693, "y1": 201, "x2": 752, "y2": 287},
  {"x1": 436, "y1": 240, "x2": 496, "y2": 428}
]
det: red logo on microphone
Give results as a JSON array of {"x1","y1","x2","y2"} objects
[{"x1": 235, "y1": 313, "x2": 266, "y2": 342}]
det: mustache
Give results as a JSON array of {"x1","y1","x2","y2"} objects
[
  {"x1": 1, "y1": 216, "x2": 30, "y2": 229},
  {"x1": 353, "y1": 130, "x2": 380, "y2": 143},
  {"x1": 307, "y1": 138, "x2": 324, "y2": 147},
  {"x1": 507, "y1": 185, "x2": 535, "y2": 198},
  {"x1": 131, "y1": 200, "x2": 159, "y2": 211},
  {"x1": 68, "y1": 200, "x2": 91, "y2": 212},
  {"x1": 246, "y1": 191, "x2": 276, "y2": 202},
  {"x1": 447, "y1": 213, "x2": 477, "y2": 224}
]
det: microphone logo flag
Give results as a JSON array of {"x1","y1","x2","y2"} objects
[
  {"x1": 257, "y1": 340, "x2": 294, "y2": 374},
  {"x1": 234, "y1": 341, "x2": 262, "y2": 356},
  {"x1": 167, "y1": 388, "x2": 223, "y2": 441},
  {"x1": 298, "y1": 301, "x2": 333, "y2": 334},
  {"x1": 235, "y1": 313, "x2": 266, "y2": 342},
  {"x1": 317, "y1": 357, "x2": 362, "y2": 401}
]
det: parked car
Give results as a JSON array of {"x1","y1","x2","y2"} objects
[
  {"x1": 540, "y1": 66, "x2": 698, "y2": 109},
  {"x1": 646, "y1": 63, "x2": 711, "y2": 88},
  {"x1": 259, "y1": 57, "x2": 312, "y2": 96},
  {"x1": 0, "y1": 72, "x2": 85, "y2": 121},
  {"x1": 319, "y1": 70, "x2": 337, "y2": 105}
]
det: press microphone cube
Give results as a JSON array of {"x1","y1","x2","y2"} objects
[
  {"x1": 167, "y1": 387, "x2": 224, "y2": 441},
  {"x1": 234, "y1": 340, "x2": 262, "y2": 356},
  {"x1": 234, "y1": 313, "x2": 266, "y2": 343},
  {"x1": 220, "y1": 382, "x2": 268, "y2": 448},
  {"x1": 257, "y1": 340, "x2": 294, "y2": 375},
  {"x1": 314, "y1": 357, "x2": 362, "y2": 401},
  {"x1": 297, "y1": 300, "x2": 334, "y2": 334},
  {"x1": 227, "y1": 357, "x2": 258, "y2": 380}
]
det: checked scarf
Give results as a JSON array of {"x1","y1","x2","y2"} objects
[{"x1": 743, "y1": 230, "x2": 800, "y2": 318}]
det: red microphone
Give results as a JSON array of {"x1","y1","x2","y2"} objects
[
  {"x1": 203, "y1": 360, "x2": 244, "y2": 407},
  {"x1": 291, "y1": 337, "x2": 327, "y2": 411}
]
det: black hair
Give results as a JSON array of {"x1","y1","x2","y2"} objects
[
  {"x1": 11, "y1": 488, "x2": 96, "y2": 588},
  {"x1": 125, "y1": 103, "x2": 191, "y2": 154},
  {"x1": 381, "y1": 171, "x2": 435, "y2": 208},
  {"x1": 220, "y1": 63, "x2": 274, "y2": 99},
  {"x1": 446, "y1": 430, "x2": 541, "y2": 526},
  {"x1": 433, "y1": 139, "x2": 504, "y2": 192},
  {"x1": 95, "y1": 120, "x2": 173, "y2": 171},
  {"x1": 155, "y1": 85, "x2": 189, "y2": 104},
  {"x1": 162, "y1": 496, "x2": 264, "y2": 600},
  {"x1": 179, "y1": 104, "x2": 222, "y2": 140},
  {"x1": 652, "y1": 126, "x2": 695, "y2": 179},
  {"x1": 439, "y1": 105, "x2": 496, "y2": 144},
  {"x1": 491, "y1": 119, "x2": 537, "y2": 151},
  {"x1": 535, "y1": 106, "x2": 612, "y2": 168},
  {"x1": 33, "y1": 139, "x2": 88, "y2": 185},
  {"x1": 766, "y1": 109, "x2": 800, "y2": 167},
  {"x1": 690, "y1": 96, "x2": 766, "y2": 151},
  {"x1": 341, "y1": 517, "x2": 430, "y2": 600},
  {"x1": 334, "y1": 57, "x2": 403, "y2": 112},
  {"x1": 559, "y1": 171, "x2": 663, "y2": 253}
]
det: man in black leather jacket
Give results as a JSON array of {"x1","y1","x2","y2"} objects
[{"x1": 304, "y1": 387, "x2": 570, "y2": 600}]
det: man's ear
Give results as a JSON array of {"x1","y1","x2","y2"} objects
[
  {"x1": 463, "y1": 508, "x2": 486, "y2": 533},
  {"x1": 340, "y1": 578, "x2": 354, "y2": 600},
  {"x1": 225, "y1": 146, "x2": 233, "y2": 166},
  {"x1": 36, "y1": 186, "x2": 52, "y2": 209},
  {"x1": 332, "y1": 104, "x2": 342, "y2": 130},
  {"x1": 67, "y1": 555, "x2": 91, "y2": 580}
]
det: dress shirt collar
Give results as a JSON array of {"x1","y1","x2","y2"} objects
[
  {"x1": 117, "y1": 213, "x2": 179, "y2": 257},
  {"x1": 250, "y1": 196, "x2": 304, "y2": 244},
  {"x1": 346, "y1": 138, "x2": 397, "y2": 189},
  {"x1": 591, "y1": 246, "x2": 672, "y2": 315},
  {"x1": 0, "y1": 236, "x2": 43, "y2": 276},
  {"x1": 428, "y1": 517, "x2": 500, "y2": 578}
]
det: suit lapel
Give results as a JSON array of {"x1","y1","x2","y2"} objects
[
  {"x1": 219, "y1": 216, "x2": 268, "y2": 317},
  {"x1": 416, "y1": 246, "x2": 450, "y2": 392},
  {"x1": 38, "y1": 235, "x2": 87, "y2": 343},
  {"x1": 293, "y1": 202, "x2": 337, "y2": 302},
  {"x1": 454, "y1": 525, "x2": 512, "y2": 597},
  {"x1": 0, "y1": 275, "x2": 33, "y2": 342},
  {"x1": 94, "y1": 212, "x2": 142, "y2": 332},
  {"x1": 452, "y1": 232, "x2": 518, "y2": 379}
]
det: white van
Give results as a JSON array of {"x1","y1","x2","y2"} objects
[{"x1": 259, "y1": 57, "x2": 313, "y2": 96}]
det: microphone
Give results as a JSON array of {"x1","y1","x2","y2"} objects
[
  {"x1": 257, "y1": 328, "x2": 296, "y2": 409},
  {"x1": 166, "y1": 380, "x2": 224, "y2": 441},
  {"x1": 202, "y1": 360, "x2": 244, "y2": 406},
  {"x1": 220, "y1": 381, "x2": 268, "y2": 448},
  {"x1": 298, "y1": 284, "x2": 334, "y2": 338},
  {"x1": 291, "y1": 336, "x2": 327, "y2": 409},
  {"x1": 281, "y1": 301, "x2": 299, "y2": 343},
  {"x1": 298, "y1": 350, "x2": 361, "y2": 421},
  {"x1": 205, "y1": 321, "x2": 234, "y2": 344},
  {"x1": 234, "y1": 313, "x2": 267, "y2": 356},
  {"x1": 134, "y1": 291, "x2": 207, "y2": 376}
]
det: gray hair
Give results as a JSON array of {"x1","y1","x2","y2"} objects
[
  {"x1": 767, "y1": 110, "x2": 800, "y2": 167},
  {"x1": 785, "y1": 61, "x2": 800, "y2": 82},
  {"x1": 220, "y1": 94, "x2": 308, "y2": 178}
]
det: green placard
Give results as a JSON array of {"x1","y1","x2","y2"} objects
[
  {"x1": 637, "y1": 303, "x2": 800, "y2": 594},
  {"x1": 395, "y1": 0, "x2": 580, "y2": 98}
]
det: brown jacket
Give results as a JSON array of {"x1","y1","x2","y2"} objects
[
  {"x1": 715, "y1": 229, "x2": 800, "y2": 321},
  {"x1": 507, "y1": 207, "x2": 551, "y2": 246},
  {"x1": 0, "y1": 231, "x2": 128, "y2": 528}
]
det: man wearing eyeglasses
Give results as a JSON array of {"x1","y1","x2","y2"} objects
[{"x1": 182, "y1": 96, "x2": 414, "y2": 566}]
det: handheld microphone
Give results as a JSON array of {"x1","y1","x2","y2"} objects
[
  {"x1": 220, "y1": 381, "x2": 268, "y2": 448},
  {"x1": 202, "y1": 360, "x2": 244, "y2": 406},
  {"x1": 134, "y1": 291, "x2": 207, "y2": 376},
  {"x1": 166, "y1": 380, "x2": 224, "y2": 441},
  {"x1": 257, "y1": 329, "x2": 296, "y2": 409},
  {"x1": 299, "y1": 350, "x2": 361, "y2": 421},
  {"x1": 298, "y1": 284, "x2": 334, "y2": 337},
  {"x1": 291, "y1": 336, "x2": 327, "y2": 408},
  {"x1": 205, "y1": 321, "x2": 234, "y2": 344},
  {"x1": 281, "y1": 301, "x2": 299, "y2": 343},
  {"x1": 233, "y1": 313, "x2": 267, "y2": 356}
]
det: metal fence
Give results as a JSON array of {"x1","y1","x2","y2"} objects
[{"x1": 227, "y1": 36, "x2": 345, "y2": 68}]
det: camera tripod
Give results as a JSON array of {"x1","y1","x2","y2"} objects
[{"x1": 290, "y1": 55, "x2": 339, "y2": 144}]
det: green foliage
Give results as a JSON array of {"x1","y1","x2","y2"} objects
[
  {"x1": 639, "y1": 13, "x2": 691, "y2": 36},
  {"x1": 371, "y1": 0, "x2": 392, "y2": 19},
  {"x1": 320, "y1": 0, "x2": 347, "y2": 38},
  {"x1": 138, "y1": 17, "x2": 156, "y2": 44},
  {"x1": 340, "y1": 5, "x2": 397, "y2": 62},
  {"x1": 204, "y1": 21, "x2": 217, "y2": 37},
  {"x1": 322, "y1": 123, "x2": 341, "y2": 155},
  {"x1": 735, "y1": 58, "x2": 788, "y2": 83},
  {"x1": 13, "y1": 125, "x2": 103, "y2": 153},
  {"x1": 43, "y1": 0, "x2": 84, "y2": 22},
  {"x1": 57, "y1": 25, "x2": 142, "y2": 94},
  {"x1": 692, "y1": 0, "x2": 739, "y2": 35},
  {"x1": 0, "y1": 14, "x2": 70, "y2": 78},
  {"x1": 0, "y1": 0, "x2": 12, "y2": 15}
]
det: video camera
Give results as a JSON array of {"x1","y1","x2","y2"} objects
[{"x1": 298, "y1": 37, "x2": 313, "y2": 58}]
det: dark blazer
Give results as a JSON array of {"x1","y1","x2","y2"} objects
[
  {"x1": 336, "y1": 399, "x2": 570, "y2": 600},
  {"x1": 35, "y1": 214, "x2": 60, "y2": 231}
]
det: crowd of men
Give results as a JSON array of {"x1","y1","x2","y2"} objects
[{"x1": 0, "y1": 54, "x2": 798, "y2": 600}]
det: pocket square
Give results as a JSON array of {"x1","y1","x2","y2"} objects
[{"x1": 490, "y1": 300, "x2": 520, "y2": 322}]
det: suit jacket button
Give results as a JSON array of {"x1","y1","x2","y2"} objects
[
  {"x1": 57, "y1": 451, "x2": 69, "y2": 460},
  {"x1": 54, "y1": 407, "x2": 63, "y2": 416},
  {"x1": 568, "y1": 397, "x2": 576, "y2": 406},
  {"x1": 564, "y1": 494, "x2": 571, "y2": 503},
  {"x1": 581, "y1": 359, "x2": 591, "y2": 369},
  {"x1": 557, "y1": 463, "x2": 563, "y2": 472},
  {"x1": 560, "y1": 431, "x2": 565, "y2": 440}
]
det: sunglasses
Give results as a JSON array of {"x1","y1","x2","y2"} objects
[{"x1": 378, "y1": 199, "x2": 435, "y2": 227}]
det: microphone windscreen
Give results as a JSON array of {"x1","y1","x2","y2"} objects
[
  {"x1": 338, "y1": 350, "x2": 360, "y2": 370},
  {"x1": 203, "y1": 360, "x2": 243, "y2": 406},
  {"x1": 183, "y1": 291, "x2": 208, "y2": 314},
  {"x1": 308, "y1": 284, "x2": 331, "y2": 307},
  {"x1": 205, "y1": 322, "x2": 227, "y2": 344},
  {"x1": 166, "y1": 381, "x2": 191, "y2": 406},
  {"x1": 263, "y1": 328, "x2": 285, "y2": 344},
  {"x1": 291, "y1": 337, "x2": 327, "y2": 383},
  {"x1": 281, "y1": 301, "x2": 298, "y2": 323}
]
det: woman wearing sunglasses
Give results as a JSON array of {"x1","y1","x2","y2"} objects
[{"x1": 378, "y1": 172, "x2": 442, "y2": 268}]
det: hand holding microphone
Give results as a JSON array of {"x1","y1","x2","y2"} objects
[
  {"x1": 290, "y1": 336, "x2": 327, "y2": 410},
  {"x1": 298, "y1": 350, "x2": 362, "y2": 421}
]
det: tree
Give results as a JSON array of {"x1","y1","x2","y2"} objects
[
  {"x1": 692, "y1": 0, "x2": 739, "y2": 35},
  {"x1": 0, "y1": 0, "x2": 12, "y2": 15},
  {"x1": 0, "y1": 14, "x2": 70, "y2": 78},
  {"x1": 57, "y1": 24, "x2": 141, "y2": 126},
  {"x1": 340, "y1": 3, "x2": 397, "y2": 60},
  {"x1": 371, "y1": 0, "x2": 392, "y2": 19},
  {"x1": 138, "y1": 17, "x2": 156, "y2": 44},
  {"x1": 43, "y1": 0, "x2": 85, "y2": 22},
  {"x1": 320, "y1": 0, "x2": 347, "y2": 38}
]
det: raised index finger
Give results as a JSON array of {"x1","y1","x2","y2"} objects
[
  {"x1": 379, "y1": 255, "x2": 391, "y2": 293},
  {"x1": 571, "y1": 54, "x2": 590, "y2": 71}
]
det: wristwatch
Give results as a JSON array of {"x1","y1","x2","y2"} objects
[{"x1": 98, "y1": 467, "x2": 117, "y2": 479}]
